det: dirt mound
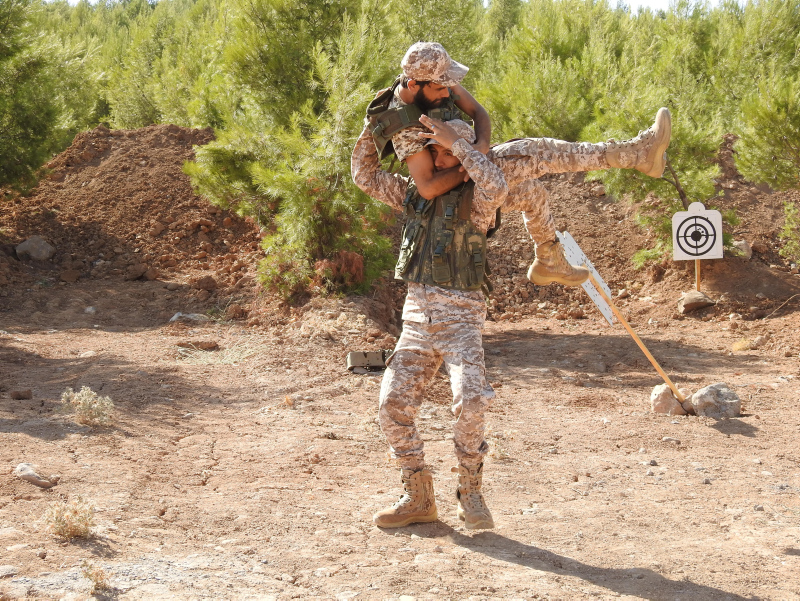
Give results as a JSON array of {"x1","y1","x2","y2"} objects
[{"x1": 0, "y1": 124, "x2": 263, "y2": 317}]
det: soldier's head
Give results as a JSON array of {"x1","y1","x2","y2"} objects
[
  {"x1": 401, "y1": 42, "x2": 468, "y2": 110},
  {"x1": 425, "y1": 119, "x2": 475, "y2": 172}
]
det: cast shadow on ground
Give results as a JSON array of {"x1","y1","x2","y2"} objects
[
  {"x1": 0, "y1": 336, "x2": 254, "y2": 441},
  {"x1": 707, "y1": 418, "x2": 759, "y2": 438},
  {"x1": 399, "y1": 522, "x2": 755, "y2": 600}
]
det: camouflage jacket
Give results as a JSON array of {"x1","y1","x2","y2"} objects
[{"x1": 351, "y1": 125, "x2": 507, "y2": 324}]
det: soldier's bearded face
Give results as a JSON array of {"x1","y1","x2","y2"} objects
[
  {"x1": 413, "y1": 83, "x2": 450, "y2": 111},
  {"x1": 429, "y1": 145, "x2": 461, "y2": 172}
]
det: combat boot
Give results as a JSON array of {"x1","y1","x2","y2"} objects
[
  {"x1": 373, "y1": 468, "x2": 438, "y2": 528},
  {"x1": 605, "y1": 107, "x2": 672, "y2": 178},
  {"x1": 453, "y1": 463, "x2": 494, "y2": 530},
  {"x1": 528, "y1": 239, "x2": 589, "y2": 287}
]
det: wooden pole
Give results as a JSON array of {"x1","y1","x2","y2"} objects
[
  {"x1": 695, "y1": 259, "x2": 701, "y2": 292},
  {"x1": 587, "y1": 272, "x2": 685, "y2": 403}
]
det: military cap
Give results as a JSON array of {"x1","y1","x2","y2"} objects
[{"x1": 401, "y1": 42, "x2": 468, "y2": 87}]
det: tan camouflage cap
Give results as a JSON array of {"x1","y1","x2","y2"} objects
[
  {"x1": 401, "y1": 42, "x2": 469, "y2": 87},
  {"x1": 424, "y1": 119, "x2": 476, "y2": 146}
]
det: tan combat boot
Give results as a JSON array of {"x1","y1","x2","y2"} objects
[
  {"x1": 373, "y1": 468, "x2": 438, "y2": 528},
  {"x1": 528, "y1": 239, "x2": 589, "y2": 287},
  {"x1": 605, "y1": 107, "x2": 672, "y2": 178},
  {"x1": 453, "y1": 463, "x2": 494, "y2": 530}
]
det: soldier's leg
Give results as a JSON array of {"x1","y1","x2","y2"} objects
[
  {"x1": 497, "y1": 172, "x2": 589, "y2": 286},
  {"x1": 374, "y1": 321, "x2": 442, "y2": 528},
  {"x1": 378, "y1": 321, "x2": 442, "y2": 471},
  {"x1": 438, "y1": 321, "x2": 494, "y2": 529}
]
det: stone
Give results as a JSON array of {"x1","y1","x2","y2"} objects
[
  {"x1": 143, "y1": 268, "x2": 160, "y2": 281},
  {"x1": 84, "y1": 306, "x2": 96, "y2": 314},
  {"x1": 36, "y1": 548, "x2": 46, "y2": 559},
  {"x1": 14, "y1": 464, "x2": 57, "y2": 489},
  {"x1": 169, "y1": 312, "x2": 210, "y2": 323},
  {"x1": 59, "y1": 269, "x2": 81, "y2": 283},
  {"x1": 690, "y1": 382, "x2": 741, "y2": 419},
  {"x1": 15, "y1": 236, "x2": 55, "y2": 261},
  {"x1": 749, "y1": 334, "x2": 770, "y2": 349},
  {"x1": 125, "y1": 263, "x2": 149, "y2": 280},
  {"x1": 79, "y1": 351, "x2": 97, "y2": 358},
  {"x1": 10, "y1": 390, "x2": 32, "y2": 400},
  {"x1": 166, "y1": 282, "x2": 180, "y2": 291},
  {"x1": 733, "y1": 240, "x2": 752, "y2": 260},
  {"x1": 223, "y1": 217, "x2": 233, "y2": 228},
  {"x1": 678, "y1": 290, "x2": 715, "y2": 314},
  {"x1": 149, "y1": 222, "x2": 166, "y2": 237},
  {"x1": 754, "y1": 504, "x2": 764, "y2": 511},
  {"x1": 225, "y1": 304, "x2": 247, "y2": 320},
  {"x1": 662, "y1": 437, "x2": 680, "y2": 444},
  {"x1": 192, "y1": 275, "x2": 217, "y2": 291},
  {"x1": 650, "y1": 384, "x2": 686, "y2": 415},
  {"x1": 0, "y1": 565, "x2": 18, "y2": 578},
  {"x1": 590, "y1": 184, "x2": 606, "y2": 197}
]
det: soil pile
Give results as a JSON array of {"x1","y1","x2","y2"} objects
[{"x1": 0, "y1": 124, "x2": 262, "y2": 316}]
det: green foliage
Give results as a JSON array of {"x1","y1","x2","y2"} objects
[
  {"x1": 779, "y1": 201, "x2": 800, "y2": 264},
  {"x1": 737, "y1": 70, "x2": 800, "y2": 190},
  {"x1": 0, "y1": 0, "x2": 61, "y2": 188}
]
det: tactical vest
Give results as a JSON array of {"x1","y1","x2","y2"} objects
[
  {"x1": 366, "y1": 76, "x2": 463, "y2": 160},
  {"x1": 395, "y1": 181, "x2": 488, "y2": 292}
]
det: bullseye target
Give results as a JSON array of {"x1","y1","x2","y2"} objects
[{"x1": 672, "y1": 202, "x2": 723, "y2": 260}]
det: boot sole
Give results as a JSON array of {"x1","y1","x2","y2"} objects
[
  {"x1": 373, "y1": 510, "x2": 438, "y2": 529},
  {"x1": 640, "y1": 107, "x2": 671, "y2": 178}
]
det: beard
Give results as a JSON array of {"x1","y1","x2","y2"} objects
[{"x1": 413, "y1": 87, "x2": 446, "y2": 112}]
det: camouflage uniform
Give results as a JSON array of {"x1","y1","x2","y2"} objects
[
  {"x1": 384, "y1": 91, "x2": 611, "y2": 245},
  {"x1": 352, "y1": 125, "x2": 506, "y2": 470}
]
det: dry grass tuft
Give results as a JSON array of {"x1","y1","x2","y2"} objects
[
  {"x1": 61, "y1": 386, "x2": 114, "y2": 426},
  {"x1": 42, "y1": 496, "x2": 95, "y2": 539},
  {"x1": 81, "y1": 560, "x2": 111, "y2": 594},
  {"x1": 178, "y1": 338, "x2": 259, "y2": 365}
]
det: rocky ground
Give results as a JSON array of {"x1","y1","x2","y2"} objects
[{"x1": 0, "y1": 126, "x2": 799, "y2": 600}]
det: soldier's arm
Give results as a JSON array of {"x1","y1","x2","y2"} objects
[
  {"x1": 450, "y1": 84, "x2": 491, "y2": 155},
  {"x1": 351, "y1": 124, "x2": 408, "y2": 211},
  {"x1": 405, "y1": 149, "x2": 471, "y2": 200}
]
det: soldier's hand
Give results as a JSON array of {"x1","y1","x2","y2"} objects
[{"x1": 418, "y1": 115, "x2": 462, "y2": 150}]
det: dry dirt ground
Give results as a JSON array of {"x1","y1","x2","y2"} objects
[{"x1": 1, "y1": 126, "x2": 799, "y2": 600}]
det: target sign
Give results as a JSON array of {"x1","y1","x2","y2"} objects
[{"x1": 672, "y1": 202, "x2": 723, "y2": 260}]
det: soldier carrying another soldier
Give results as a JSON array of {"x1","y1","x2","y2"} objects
[{"x1": 352, "y1": 42, "x2": 671, "y2": 529}]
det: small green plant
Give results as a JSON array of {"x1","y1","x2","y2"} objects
[
  {"x1": 60, "y1": 386, "x2": 114, "y2": 426},
  {"x1": 81, "y1": 560, "x2": 111, "y2": 594},
  {"x1": 42, "y1": 496, "x2": 95, "y2": 539},
  {"x1": 779, "y1": 200, "x2": 800, "y2": 264}
]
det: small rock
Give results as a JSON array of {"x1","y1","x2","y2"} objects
[
  {"x1": 649, "y1": 459, "x2": 658, "y2": 466},
  {"x1": 176, "y1": 341, "x2": 219, "y2": 351},
  {"x1": 753, "y1": 458, "x2": 762, "y2": 464},
  {"x1": 125, "y1": 263, "x2": 148, "y2": 280},
  {"x1": 733, "y1": 240, "x2": 752, "y2": 260},
  {"x1": 662, "y1": 437, "x2": 680, "y2": 444},
  {"x1": 749, "y1": 334, "x2": 770, "y2": 349},
  {"x1": 225, "y1": 304, "x2": 247, "y2": 320},
  {"x1": 15, "y1": 236, "x2": 55, "y2": 261},
  {"x1": 754, "y1": 505, "x2": 764, "y2": 511},
  {"x1": 10, "y1": 390, "x2": 32, "y2": 400},
  {"x1": 166, "y1": 282, "x2": 180, "y2": 291},
  {"x1": 143, "y1": 267, "x2": 160, "y2": 281},
  {"x1": 149, "y1": 222, "x2": 166, "y2": 237},
  {"x1": 691, "y1": 382, "x2": 741, "y2": 419},
  {"x1": 0, "y1": 565, "x2": 19, "y2": 578},
  {"x1": 14, "y1": 464, "x2": 57, "y2": 489},
  {"x1": 223, "y1": 217, "x2": 233, "y2": 228},
  {"x1": 650, "y1": 384, "x2": 686, "y2": 415},
  {"x1": 36, "y1": 548, "x2": 46, "y2": 559},
  {"x1": 192, "y1": 275, "x2": 217, "y2": 291},
  {"x1": 78, "y1": 351, "x2": 97, "y2": 358},
  {"x1": 590, "y1": 184, "x2": 606, "y2": 197},
  {"x1": 678, "y1": 290, "x2": 715, "y2": 314},
  {"x1": 280, "y1": 573, "x2": 295, "y2": 583},
  {"x1": 617, "y1": 289, "x2": 630, "y2": 299},
  {"x1": 702, "y1": 478, "x2": 711, "y2": 484},
  {"x1": 59, "y1": 269, "x2": 81, "y2": 283},
  {"x1": 84, "y1": 306, "x2": 96, "y2": 314},
  {"x1": 645, "y1": 469, "x2": 654, "y2": 476},
  {"x1": 169, "y1": 312, "x2": 210, "y2": 323}
]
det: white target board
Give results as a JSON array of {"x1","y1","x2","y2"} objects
[
  {"x1": 672, "y1": 202, "x2": 723, "y2": 260},
  {"x1": 556, "y1": 231, "x2": 615, "y2": 326}
]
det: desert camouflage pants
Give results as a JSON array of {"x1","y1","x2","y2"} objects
[
  {"x1": 378, "y1": 320, "x2": 493, "y2": 470},
  {"x1": 490, "y1": 138, "x2": 611, "y2": 244}
]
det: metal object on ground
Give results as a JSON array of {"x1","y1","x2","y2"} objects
[{"x1": 346, "y1": 350, "x2": 393, "y2": 372}]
